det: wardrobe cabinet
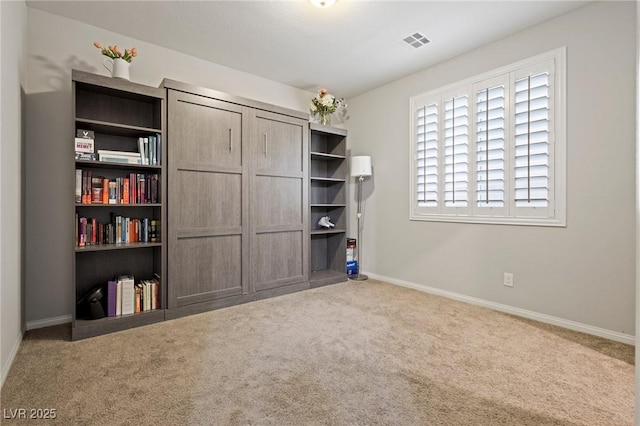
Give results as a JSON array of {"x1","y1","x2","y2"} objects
[
  {"x1": 165, "y1": 81, "x2": 308, "y2": 312},
  {"x1": 251, "y1": 110, "x2": 309, "y2": 292},
  {"x1": 166, "y1": 90, "x2": 248, "y2": 308}
]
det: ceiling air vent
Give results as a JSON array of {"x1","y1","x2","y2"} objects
[{"x1": 402, "y1": 32, "x2": 430, "y2": 49}]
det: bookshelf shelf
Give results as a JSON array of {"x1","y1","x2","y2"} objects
[
  {"x1": 311, "y1": 152, "x2": 346, "y2": 161},
  {"x1": 72, "y1": 69, "x2": 166, "y2": 341},
  {"x1": 310, "y1": 177, "x2": 346, "y2": 183},
  {"x1": 311, "y1": 203, "x2": 346, "y2": 208},
  {"x1": 73, "y1": 309, "x2": 165, "y2": 341},
  {"x1": 75, "y1": 203, "x2": 162, "y2": 208},
  {"x1": 75, "y1": 242, "x2": 162, "y2": 252},
  {"x1": 310, "y1": 229, "x2": 347, "y2": 235},
  {"x1": 75, "y1": 118, "x2": 162, "y2": 137},
  {"x1": 75, "y1": 159, "x2": 161, "y2": 171},
  {"x1": 309, "y1": 125, "x2": 348, "y2": 288}
]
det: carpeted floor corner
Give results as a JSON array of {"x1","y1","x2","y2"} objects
[{"x1": 1, "y1": 280, "x2": 634, "y2": 425}]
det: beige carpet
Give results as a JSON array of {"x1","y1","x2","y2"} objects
[{"x1": 1, "y1": 280, "x2": 634, "y2": 425}]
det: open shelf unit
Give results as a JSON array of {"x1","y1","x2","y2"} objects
[
  {"x1": 309, "y1": 123, "x2": 348, "y2": 287},
  {"x1": 72, "y1": 70, "x2": 166, "y2": 340}
]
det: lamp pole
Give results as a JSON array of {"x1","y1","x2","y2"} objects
[{"x1": 353, "y1": 174, "x2": 368, "y2": 281}]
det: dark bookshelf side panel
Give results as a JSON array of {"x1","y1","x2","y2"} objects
[
  {"x1": 75, "y1": 249, "x2": 157, "y2": 303},
  {"x1": 76, "y1": 87, "x2": 161, "y2": 129}
]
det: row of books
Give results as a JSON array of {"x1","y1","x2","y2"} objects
[
  {"x1": 76, "y1": 170, "x2": 159, "y2": 204},
  {"x1": 75, "y1": 214, "x2": 160, "y2": 247},
  {"x1": 74, "y1": 130, "x2": 161, "y2": 166},
  {"x1": 106, "y1": 275, "x2": 160, "y2": 317},
  {"x1": 138, "y1": 135, "x2": 161, "y2": 166}
]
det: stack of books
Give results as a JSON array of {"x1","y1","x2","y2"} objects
[
  {"x1": 97, "y1": 149, "x2": 142, "y2": 165},
  {"x1": 106, "y1": 275, "x2": 161, "y2": 316},
  {"x1": 75, "y1": 129, "x2": 97, "y2": 161}
]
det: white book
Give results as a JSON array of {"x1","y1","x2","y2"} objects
[
  {"x1": 151, "y1": 281, "x2": 157, "y2": 310},
  {"x1": 146, "y1": 281, "x2": 152, "y2": 311},
  {"x1": 75, "y1": 169, "x2": 82, "y2": 203},
  {"x1": 120, "y1": 276, "x2": 135, "y2": 315},
  {"x1": 97, "y1": 149, "x2": 141, "y2": 158},
  {"x1": 116, "y1": 280, "x2": 122, "y2": 316},
  {"x1": 143, "y1": 138, "x2": 149, "y2": 165}
]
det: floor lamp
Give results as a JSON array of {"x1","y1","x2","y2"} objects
[{"x1": 350, "y1": 156, "x2": 372, "y2": 281}]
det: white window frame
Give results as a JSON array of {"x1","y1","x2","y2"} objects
[{"x1": 409, "y1": 47, "x2": 566, "y2": 227}]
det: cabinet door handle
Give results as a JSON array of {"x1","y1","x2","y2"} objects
[
  {"x1": 264, "y1": 134, "x2": 268, "y2": 156},
  {"x1": 228, "y1": 128, "x2": 232, "y2": 152}
]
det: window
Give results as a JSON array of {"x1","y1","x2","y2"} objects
[{"x1": 410, "y1": 48, "x2": 566, "y2": 226}]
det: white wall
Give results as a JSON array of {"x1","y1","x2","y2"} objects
[
  {"x1": 24, "y1": 8, "x2": 313, "y2": 326},
  {"x1": 347, "y1": 1, "x2": 636, "y2": 337},
  {"x1": 1, "y1": 0, "x2": 27, "y2": 386}
]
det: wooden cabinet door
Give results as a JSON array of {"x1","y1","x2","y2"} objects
[
  {"x1": 250, "y1": 110, "x2": 308, "y2": 292},
  {"x1": 167, "y1": 90, "x2": 249, "y2": 308}
]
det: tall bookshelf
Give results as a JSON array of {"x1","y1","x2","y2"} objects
[
  {"x1": 309, "y1": 123, "x2": 348, "y2": 287},
  {"x1": 72, "y1": 70, "x2": 166, "y2": 340}
]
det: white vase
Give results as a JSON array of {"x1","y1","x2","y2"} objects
[{"x1": 103, "y1": 58, "x2": 130, "y2": 80}]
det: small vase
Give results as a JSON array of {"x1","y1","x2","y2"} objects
[
  {"x1": 318, "y1": 112, "x2": 331, "y2": 126},
  {"x1": 103, "y1": 58, "x2": 130, "y2": 80}
]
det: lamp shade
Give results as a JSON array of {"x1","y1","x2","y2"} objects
[{"x1": 351, "y1": 156, "x2": 372, "y2": 177}]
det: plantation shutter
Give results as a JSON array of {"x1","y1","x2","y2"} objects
[
  {"x1": 443, "y1": 94, "x2": 468, "y2": 208},
  {"x1": 513, "y1": 68, "x2": 552, "y2": 212},
  {"x1": 475, "y1": 83, "x2": 506, "y2": 210},
  {"x1": 416, "y1": 103, "x2": 438, "y2": 207}
]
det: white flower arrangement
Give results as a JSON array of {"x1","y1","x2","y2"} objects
[{"x1": 310, "y1": 88, "x2": 346, "y2": 125}]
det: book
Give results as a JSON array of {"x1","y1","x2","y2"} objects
[
  {"x1": 75, "y1": 152, "x2": 97, "y2": 161},
  {"x1": 138, "y1": 137, "x2": 145, "y2": 164},
  {"x1": 149, "y1": 135, "x2": 155, "y2": 166},
  {"x1": 75, "y1": 137, "x2": 94, "y2": 153},
  {"x1": 107, "y1": 280, "x2": 117, "y2": 317},
  {"x1": 75, "y1": 169, "x2": 82, "y2": 203},
  {"x1": 76, "y1": 129, "x2": 95, "y2": 139},
  {"x1": 120, "y1": 276, "x2": 135, "y2": 316},
  {"x1": 156, "y1": 133, "x2": 161, "y2": 166},
  {"x1": 116, "y1": 280, "x2": 122, "y2": 316},
  {"x1": 97, "y1": 149, "x2": 141, "y2": 158}
]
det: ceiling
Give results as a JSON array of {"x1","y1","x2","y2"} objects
[{"x1": 27, "y1": 0, "x2": 590, "y2": 99}]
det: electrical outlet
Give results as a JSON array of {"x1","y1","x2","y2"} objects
[{"x1": 504, "y1": 273, "x2": 514, "y2": 287}]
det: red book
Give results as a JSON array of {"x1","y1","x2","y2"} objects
[
  {"x1": 91, "y1": 218, "x2": 97, "y2": 244},
  {"x1": 123, "y1": 178, "x2": 130, "y2": 204},
  {"x1": 129, "y1": 173, "x2": 137, "y2": 204},
  {"x1": 102, "y1": 178, "x2": 109, "y2": 204}
]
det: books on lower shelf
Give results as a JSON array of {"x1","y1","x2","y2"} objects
[
  {"x1": 76, "y1": 213, "x2": 160, "y2": 247},
  {"x1": 107, "y1": 275, "x2": 160, "y2": 317},
  {"x1": 76, "y1": 170, "x2": 159, "y2": 204}
]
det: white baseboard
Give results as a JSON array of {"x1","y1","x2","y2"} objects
[
  {"x1": 1, "y1": 331, "x2": 23, "y2": 389},
  {"x1": 26, "y1": 314, "x2": 71, "y2": 331},
  {"x1": 365, "y1": 272, "x2": 635, "y2": 346}
]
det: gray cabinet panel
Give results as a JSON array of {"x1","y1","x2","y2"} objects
[
  {"x1": 253, "y1": 113, "x2": 303, "y2": 174},
  {"x1": 175, "y1": 170, "x2": 242, "y2": 229},
  {"x1": 171, "y1": 235, "x2": 243, "y2": 306},
  {"x1": 253, "y1": 231, "x2": 304, "y2": 291},
  {"x1": 170, "y1": 91, "x2": 243, "y2": 168},
  {"x1": 168, "y1": 90, "x2": 250, "y2": 308},
  {"x1": 250, "y1": 111, "x2": 308, "y2": 292},
  {"x1": 168, "y1": 86, "x2": 308, "y2": 311},
  {"x1": 254, "y1": 176, "x2": 302, "y2": 227}
]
